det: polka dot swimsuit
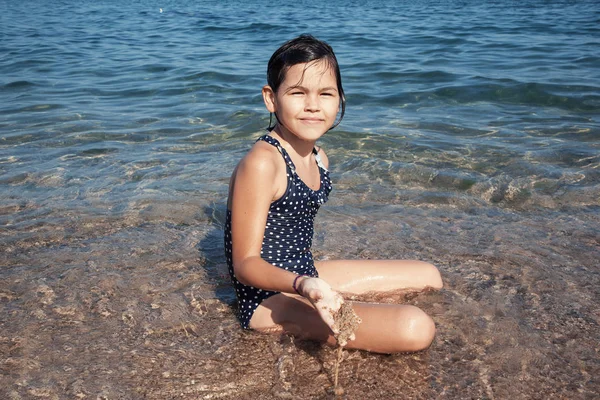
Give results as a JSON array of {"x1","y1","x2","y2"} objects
[{"x1": 225, "y1": 134, "x2": 332, "y2": 328}]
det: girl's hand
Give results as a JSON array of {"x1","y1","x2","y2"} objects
[{"x1": 297, "y1": 277, "x2": 343, "y2": 333}]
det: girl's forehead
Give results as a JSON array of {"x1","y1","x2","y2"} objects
[{"x1": 283, "y1": 60, "x2": 337, "y2": 86}]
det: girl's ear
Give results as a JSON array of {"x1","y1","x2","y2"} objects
[{"x1": 262, "y1": 85, "x2": 277, "y2": 113}]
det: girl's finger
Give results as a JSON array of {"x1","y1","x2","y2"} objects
[{"x1": 309, "y1": 289, "x2": 323, "y2": 301}]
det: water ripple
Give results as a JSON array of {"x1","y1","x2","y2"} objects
[{"x1": 0, "y1": 0, "x2": 598, "y2": 214}]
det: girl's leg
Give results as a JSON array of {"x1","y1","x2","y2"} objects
[
  {"x1": 250, "y1": 293, "x2": 436, "y2": 354},
  {"x1": 315, "y1": 259, "x2": 443, "y2": 294}
]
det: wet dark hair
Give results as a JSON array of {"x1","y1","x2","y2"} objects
[{"x1": 267, "y1": 34, "x2": 346, "y2": 130}]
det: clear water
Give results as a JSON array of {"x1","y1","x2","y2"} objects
[{"x1": 1, "y1": 0, "x2": 598, "y2": 398}]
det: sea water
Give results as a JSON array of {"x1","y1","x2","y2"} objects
[{"x1": 1, "y1": 0, "x2": 599, "y2": 398}]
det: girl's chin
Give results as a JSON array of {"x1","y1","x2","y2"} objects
[
  {"x1": 276, "y1": 127, "x2": 329, "y2": 142},
  {"x1": 294, "y1": 131, "x2": 328, "y2": 142}
]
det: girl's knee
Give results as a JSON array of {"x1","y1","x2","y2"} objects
[
  {"x1": 419, "y1": 261, "x2": 443, "y2": 289},
  {"x1": 397, "y1": 306, "x2": 436, "y2": 352}
]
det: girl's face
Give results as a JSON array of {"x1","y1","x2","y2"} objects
[{"x1": 263, "y1": 60, "x2": 341, "y2": 142}]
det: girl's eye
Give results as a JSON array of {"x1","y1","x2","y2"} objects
[
  {"x1": 290, "y1": 91, "x2": 304, "y2": 95},
  {"x1": 321, "y1": 92, "x2": 334, "y2": 97}
]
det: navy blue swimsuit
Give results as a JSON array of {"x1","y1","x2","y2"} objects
[{"x1": 225, "y1": 134, "x2": 332, "y2": 328}]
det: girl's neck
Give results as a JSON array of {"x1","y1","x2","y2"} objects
[{"x1": 270, "y1": 125, "x2": 315, "y2": 158}]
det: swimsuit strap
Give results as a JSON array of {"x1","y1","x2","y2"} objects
[
  {"x1": 258, "y1": 134, "x2": 324, "y2": 174},
  {"x1": 313, "y1": 149, "x2": 328, "y2": 172}
]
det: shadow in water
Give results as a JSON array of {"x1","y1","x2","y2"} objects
[{"x1": 197, "y1": 201, "x2": 236, "y2": 305}]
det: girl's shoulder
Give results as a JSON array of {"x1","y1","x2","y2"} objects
[
  {"x1": 231, "y1": 138, "x2": 288, "y2": 202},
  {"x1": 235, "y1": 138, "x2": 285, "y2": 180},
  {"x1": 247, "y1": 138, "x2": 282, "y2": 165}
]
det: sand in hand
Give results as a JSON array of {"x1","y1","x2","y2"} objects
[{"x1": 331, "y1": 302, "x2": 362, "y2": 396}]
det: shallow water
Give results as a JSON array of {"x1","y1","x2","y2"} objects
[{"x1": 1, "y1": 0, "x2": 599, "y2": 398}]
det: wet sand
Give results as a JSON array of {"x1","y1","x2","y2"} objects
[{"x1": 1, "y1": 199, "x2": 599, "y2": 399}]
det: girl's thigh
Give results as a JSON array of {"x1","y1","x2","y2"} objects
[
  {"x1": 250, "y1": 293, "x2": 436, "y2": 353},
  {"x1": 315, "y1": 259, "x2": 443, "y2": 294}
]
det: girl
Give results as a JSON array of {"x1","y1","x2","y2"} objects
[{"x1": 225, "y1": 34, "x2": 443, "y2": 354}]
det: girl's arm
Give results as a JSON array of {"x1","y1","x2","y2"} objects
[{"x1": 229, "y1": 143, "x2": 304, "y2": 293}]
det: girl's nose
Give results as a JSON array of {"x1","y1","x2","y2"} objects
[{"x1": 304, "y1": 94, "x2": 320, "y2": 111}]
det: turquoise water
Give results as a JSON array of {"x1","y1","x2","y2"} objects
[
  {"x1": 1, "y1": 0, "x2": 599, "y2": 398},
  {"x1": 1, "y1": 0, "x2": 598, "y2": 212}
]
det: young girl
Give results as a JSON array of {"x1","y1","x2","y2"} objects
[{"x1": 225, "y1": 34, "x2": 443, "y2": 354}]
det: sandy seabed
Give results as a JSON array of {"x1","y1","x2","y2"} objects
[{"x1": 1, "y1": 199, "x2": 598, "y2": 399}]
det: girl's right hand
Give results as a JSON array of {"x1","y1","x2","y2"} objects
[{"x1": 296, "y1": 277, "x2": 343, "y2": 333}]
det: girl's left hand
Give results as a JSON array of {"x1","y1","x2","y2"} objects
[{"x1": 297, "y1": 277, "x2": 343, "y2": 333}]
